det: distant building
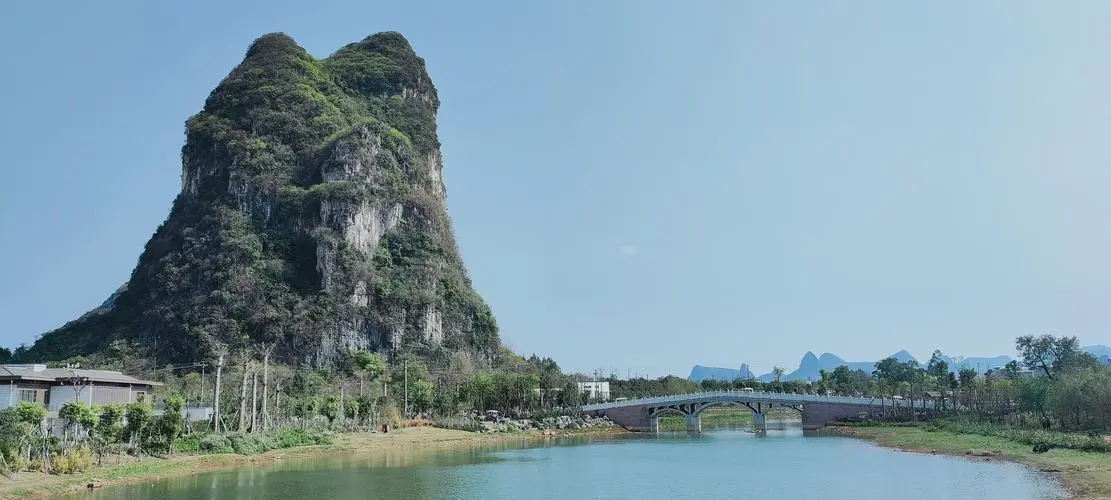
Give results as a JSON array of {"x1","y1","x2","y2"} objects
[
  {"x1": 1014, "y1": 367, "x2": 1044, "y2": 378},
  {"x1": 577, "y1": 381, "x2": 610, "y2": 401}
]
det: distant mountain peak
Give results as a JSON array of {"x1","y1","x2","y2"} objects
[{"x1": 890, "y1": 350, "x2": 916, "y2": 362}]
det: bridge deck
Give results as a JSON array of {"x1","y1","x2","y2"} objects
[{"x1": 582, "y1": 390, "x2": 917, "y2": 412}]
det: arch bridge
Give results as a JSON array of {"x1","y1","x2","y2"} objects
[{"x1": 583, "y1": 390, "x2": 924, "y2": 432}]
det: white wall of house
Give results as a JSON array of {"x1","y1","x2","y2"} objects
[
  {"x1": 47, "y1": 384, "x2": 94, "y2": 412},
  {"x1": 0, "y1": 381, "x2": 13, "y2": 410},
  {"x1": 47, "y1": 385, "x2": 153, "y2": 411}
]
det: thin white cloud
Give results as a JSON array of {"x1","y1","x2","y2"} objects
[{"x1": 618, "y1": 245, "x2": 639, "y2": 257}]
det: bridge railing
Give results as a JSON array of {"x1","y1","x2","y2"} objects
[{"x1": 581, "y1": 389, "x2": 934, "y2": 412}]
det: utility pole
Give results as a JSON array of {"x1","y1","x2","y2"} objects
[{"x1": 403, "y1": 359, "x2": 409, "y2": 418}]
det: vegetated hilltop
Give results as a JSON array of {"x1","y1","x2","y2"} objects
[{"x1": 21, "y1": 32, "x2": 499, "y2": 368}]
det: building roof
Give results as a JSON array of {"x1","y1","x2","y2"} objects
[{"x1": 0, "y1": 365, "x2": 162, "y2": 386}]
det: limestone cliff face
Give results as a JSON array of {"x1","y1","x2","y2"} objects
[{"x1": 24, "y1": 32, "x2": 499, "y2": 366}]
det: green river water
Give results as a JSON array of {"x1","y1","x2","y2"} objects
[{"x1": 61, "y1": 421, "x2": 1065, "y2": 500}]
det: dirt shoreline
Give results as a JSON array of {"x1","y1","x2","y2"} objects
[
  {"x1": 820, "y1": 425, "x2": 1111, "y2": 499},
  {"x1": 0, "y1": 426, "x2": 625, "y2": 499}
]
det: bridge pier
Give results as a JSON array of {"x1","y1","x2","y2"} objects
[
  {"x1": 685, "y1": 413, "x2": 701, "y2": 433},
  {"x1": 752, "y1": 412, "x2": 766, "y2": 433},
  {"x1": 742, "y1": 402, "x2": 768, "y2": 433}
]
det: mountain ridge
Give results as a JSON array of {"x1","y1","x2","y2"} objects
[{"x1": 687, "y1": 345, "x2": 1111, "y2": 382}]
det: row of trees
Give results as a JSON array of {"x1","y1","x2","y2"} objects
[
  {"x1": 149, "y1": 347, "x2": 591, "y2": 434},
  {"x1": 0, "y1": 396, "x2": 184, "y2": 475}
]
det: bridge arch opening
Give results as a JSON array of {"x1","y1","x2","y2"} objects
[{"x1": 693, "y1": 400, "x2": 753, "y2": 417}]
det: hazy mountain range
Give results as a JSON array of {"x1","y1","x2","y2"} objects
[{"x1": 688, "y1": 345, "x2": 1111, "y2": 382}]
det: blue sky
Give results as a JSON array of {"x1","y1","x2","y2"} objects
[{"x1": 1, "y1": 1, "x2": 1109, "y2": 377}]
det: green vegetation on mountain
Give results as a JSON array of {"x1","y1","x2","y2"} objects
[{"x1": 20, "y1": 32, "x2": 497, "y2": 368}]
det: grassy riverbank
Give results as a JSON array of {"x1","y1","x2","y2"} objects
[
  {"x1": 0, "y1": 426, "x2": 620, "y2": 499},
  {"x1": 822, "y1": 423, "x2": 1111, "y2": 499}
]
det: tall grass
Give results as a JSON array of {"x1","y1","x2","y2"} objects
[{"x1": 926, "y1": 421, "x2": 1110, "y2": 452}]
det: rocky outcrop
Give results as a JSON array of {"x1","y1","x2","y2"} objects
[
  {"x1": 473, "y1": 415, "x2": 618, "y2": 433},
  {"x1": 21, "y1": 32, "x2": 500, "y2": 367}
]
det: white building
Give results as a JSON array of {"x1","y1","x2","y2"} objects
[{"x1": 577, "y1": 381, "x2": 610, "y2": 401}]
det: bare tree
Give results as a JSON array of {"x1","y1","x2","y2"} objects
[
  {"x1": 258, "y1": 343, "x2": 276, "y2": 432},
  {"x1": 250, "y1": 370, "x2": 259, "y2": 433},
  {"x1": 237, "y1": 350, "x2": 252, "y2": 432},
  {"x1": 211, "y1": 347, "x2": 226, "y2": 433}
]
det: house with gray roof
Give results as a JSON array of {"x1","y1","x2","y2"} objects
[{"x1": 0, "y1": 364, "x2": 162, "y2": 415}]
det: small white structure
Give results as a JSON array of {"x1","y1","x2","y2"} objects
[{"x1": 577, "y1": 381, "x2": 610, "y2": 401}]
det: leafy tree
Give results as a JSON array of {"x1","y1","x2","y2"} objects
[
  {"x1": 771, "y1": 367, "x2": 785, "y2": 390},
  {"x1": 1016, "y1": 335, "x2": 1095, "y2": 379},
  {"x1": 123, "y1": 402, "x2": 153, "y2": 458},
  {"x1": 93, "y1": 404, "x2": 124, "y2": 465},
  {"x1": 158, "y1": 395, "x2": 186, "y2": 454},
  {"x1": 350, "y1": 350, "x2": 387, "y2": 395},
  {"x1": 410, "y1": 380, "x2": 433, "y2": 415},
  {"x1": 320, "y1": 396, "x2": 340, "y2": 425},
  {"x1": 958, "y1": 368, "x2": 977, "y2": 390},
  {"x1": 433, "y1": 386, "x2": 456, "y2": 416},
  {"x1": 13, "y1": 402, "x2": 46, "y2": 426},
  {"x1": 0, "y1": 406, "x2": 37, "y2": 472},
  {"x1": 58, "y1": 402, "x2": 95, "y2": 448},
  {"x1": 926, "y1": 350, "x2": 949, "y2": 381}
]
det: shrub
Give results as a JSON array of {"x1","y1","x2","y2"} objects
[
  {"x1": 378, "y1": 404, "x2": 401, "y2": 428},
  {"x1": 174, "y1": 435, "x2": 200, "y2": 454},
  {"x1": 53, "y1": 447, "x2": 93, "y2": 474},
  {"x1": 173, "y1": 429, "x2": 333, "y2": 456}
]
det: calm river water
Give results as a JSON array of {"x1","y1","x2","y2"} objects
[{"x1": 63, "y1": 421, "x2": 1064, "y2": 500}]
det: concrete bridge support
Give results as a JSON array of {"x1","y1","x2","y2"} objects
[
  {"x1": 742, "y1": 402, "x2": 768, "y2": 433},
  {"x1": 752, "y1": 412, "x2": 766, "y2": 433},
  {"x1": 685, "y1": 413, "x2": 701, "y2": 433}
]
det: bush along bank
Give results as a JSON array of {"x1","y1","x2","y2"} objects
[{"x1": 174, "y1": 429, "x2": 334, "y2": 455}]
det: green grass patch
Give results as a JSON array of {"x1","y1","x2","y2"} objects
[{"x1": 925, "y1": 420, "x2": 1111, "y2": 452}]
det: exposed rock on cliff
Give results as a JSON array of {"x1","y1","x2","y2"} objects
[{"x1": 24, "y1": 32, "x2": 499, "y2": 367}]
